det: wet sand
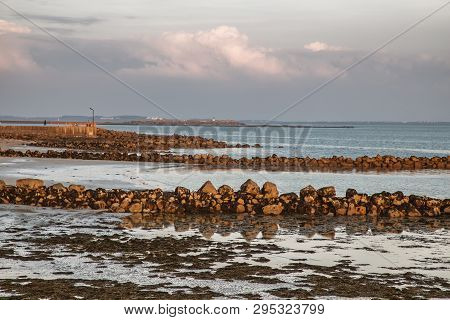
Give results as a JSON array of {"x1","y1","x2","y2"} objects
[{"x1": 0, "y1": 205, "x2": 448, "y2": 299}]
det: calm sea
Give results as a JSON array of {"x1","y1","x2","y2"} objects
[{"x1": 100, "y1": 123, "x2": 450, "y2": 159}]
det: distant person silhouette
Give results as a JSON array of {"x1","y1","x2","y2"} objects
[{"x1": 44, "y1": 120, "x2": 47, "y2": 126}]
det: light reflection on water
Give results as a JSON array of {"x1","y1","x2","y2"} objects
[
  {"x1": 0, "y1": 205, "x2": 449, "y2": 291},
  {"x1": 122, "y1": 212, "x2": 450, "y2": 278},
  {"x1": 100, "y1": 123, "x2": 450, "y2": 158}
]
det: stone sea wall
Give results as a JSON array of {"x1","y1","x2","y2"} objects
[
  {"x1": 1, "y1": 178, "x2": 449, "y2": 218},
  {"x1": 0, "y1": 127, "x2": 241, "y2": 150},
  {"x1": 0, "y1": 148, "x2": 448, "y2": 171},
  {"x1": 0, "y1": 124, "x2": 96, "y2": 137}
]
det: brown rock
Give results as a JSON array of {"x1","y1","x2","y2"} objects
[
  {"x1": 236, "y1": 204, "x2": 246, "y2": 213},
  {"x1": 347, "y1": 202, "x2": 357, "y2": 215},
  {"x1": 240, "y1": 179, "x2": 260, "y2": 195},
  {"x1": 317, "y1": 186, "x2": 336, "y2": 198},
  {"x1": 129, "y1": 202, "x2": 143, "y2": 213},
  {"x1": 355, "y1": 205, "x2": 366, "y2": 215},
  {"x1": 110, "y1": 203, "x2": 120, "y2": 212},
  {"x1": 0, "y1": 180, "x2": 6, "y2": 190},
  {"x1": 405, "y1": 204, "x2": 421, "y2": 217},
  {"x1": 218, "y1": 185, "x2": 234, "y2": 195},
  {"x1": 300, "y1": 185, "x2": 317, "y2": 203},
  {"x1": 279, "y1": 193, "x2": 298, "y2": 203},
  {"x1": 16, "y1": 178, "x2": 44, "y2": 189},
  {"x1": 93, "y1": 200, "x2": 107, "y2": 210},
  {"x1": 346, "y1": 188, "x2": 358, "y2": 198},
  {"x1": 120, "y1": 198, "x2": 131, "y2": 210},
  {"x1": 262, "y1": 181, "x2": 279, "y2": 199},
  {"x1": 198, "y1": 181, "x2": 217, "y2": 195},
  {"x1": 175, "y1": 186, "x2": 190, "y2": 196},
  {"x1": 443, "y1": 205, "x2": 450, "y2": 214},
  {"x1": 69, "y1": 184, "x2": 85, "y2": 193},
  {"x1": 50, "y1": 183, "x2": 66, "y2": 191},
  {"x1": 368, "y1": 205, "x2": 380, "y2": 216},
  {"x1": 388, "y1": 208, "x2": 403, "y2": 218},
  {"x1": 332, "y1": 198, "x2": 348, "y2": 215},
  {"x1": 262, "y1": 203, "x2": 284, "y2": 215}
]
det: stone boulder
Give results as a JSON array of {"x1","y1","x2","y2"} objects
[
  {"x1": 93, "y1": 200, "x2": 107, "y2": 210},
  {"x1": 240, "y1": 179, "x2": 260, "y2": 195},
  {"x1": 69, "y1": 184, "x2": 85, "y2": 193},
  {"x1": 129, "y1": 202, "x2": 143, "y2": 213},
  {"x1": 317, "y1": 186, "x2": 336, "y2": 198},
  {"x1": 443, "y1": 205, "x2": 450, "y2": 214},
  {"x1": 332, "y1": 198, "x2": 348, "y2": 215},
  {"x1": 300, "y1": 185, "x2": 317, "y2": 203},
  {"x1": 346, "y1": 188, "x2": 358, "y2": 198},
  {"x1": 175, "y1": 186, "x2": 190, "y2": 196},
  {"x1": 50, "y1": 183, "x2": 66, "y2": 191},
  {"x1": 198, "y1": 181, "x2": 217, "y2": 195},
  {"x1": 235, "y1": 204, "x2": 246, "y2": 213},
  {"x1": 262, "y1": 181, "x2": 279, "y2": 199},
  {"x1": 0, "y1": 180, "x2": 6, "y2": 190},
  {"x1": 218, "y1": 185, "x2": 234, "y2": 195},
  {"x1": 279, "y1": 192, "x2": 298, "y2": 204},
  {"x1": 16, "y1": 178, "x2": 44, "y2": 189},
  {"x1": 262, "y1": 203, "x2": 284, "y2": 215}
]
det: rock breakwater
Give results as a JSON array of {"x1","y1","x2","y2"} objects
[
  {"x1": 1, "y1": 148, "x2": 448, "y2": 171},
  {"x1": 0, "y1": 127, "x2": 243, "y2": 151},
  {"x1": 1, "y1": 178, "x2": 448, "y2": 219}
]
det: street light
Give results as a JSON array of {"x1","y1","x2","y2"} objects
[{"x1": 89, "y1": 107, "x2": 95, "y2": 125}]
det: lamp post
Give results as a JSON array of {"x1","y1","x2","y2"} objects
[
  {"x1": 89, "y1": 107, "x2": 95, "y2": 125},
  {"x1": 89, "y1": 107, "x2": 96, "y2": 137}
]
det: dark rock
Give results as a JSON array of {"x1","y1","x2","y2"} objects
[{"x1": 240, "y1": 179, "x2": 260, "y2": 195}]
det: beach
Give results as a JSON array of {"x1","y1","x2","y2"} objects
[{"x1": 0, "y1": 123, "x2": 449, "y2": 299}]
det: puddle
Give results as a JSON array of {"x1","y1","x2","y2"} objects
[{"x1": 0, "y1": 204, "x2": 449, "y2": 299}]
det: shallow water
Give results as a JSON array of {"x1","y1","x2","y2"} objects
[
  {"x1": 0, "y1": 205, "x2": 448, "y2": 299},
  {"x1": 1, "y1": 157, "x2": 449, "y2": 198},
  {"x1": 100, "y1": 123, "x2": 450, "y2": 158}
]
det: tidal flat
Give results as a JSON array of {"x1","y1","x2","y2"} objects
[{"x1": 0, "y1": 205, "x2": 448, "y2": 299}]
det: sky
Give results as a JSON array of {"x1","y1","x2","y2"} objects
[{"x1": 0, "y1": 0, "x2": 449, "y2": 121}]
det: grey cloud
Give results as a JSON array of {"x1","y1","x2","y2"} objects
[
  {"x1": 1, "y1": 33, "x2": 449, "y2": 121},
  {"x1": 26, "y1": 14, "x2": 103, "y2": 26},
  {"x1": 44, "y1": 27, "x2": 76, "y2": 35}
]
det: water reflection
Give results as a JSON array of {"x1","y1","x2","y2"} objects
[{"x1": 121, "y1": 213, "x2": 449, "y2": 241}]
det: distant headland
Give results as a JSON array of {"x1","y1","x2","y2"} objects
[{"x1": 0, "y1": 116, "x2": 354, "y2": 128}]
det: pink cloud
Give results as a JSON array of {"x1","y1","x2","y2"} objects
[
  {"x1": 0, "y1": 19, "x2": 31, "y2": 35},
  {"x1": 304, "y1": 41, "x2": 344, "y2": 52},
  {"x1": 0, "y1": 45, "x2": 37, "y2": 72},
  {"x1": 123, "y1": 25, "x2": 289, "y2": 78},
  {"x1": 0, "y1": 20, "x2": 36, "y2": 72}
]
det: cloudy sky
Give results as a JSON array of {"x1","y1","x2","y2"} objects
[{"x1": 0, "y1": 0, "x2": 449, "y2": 121}]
